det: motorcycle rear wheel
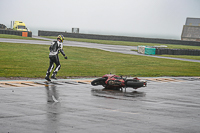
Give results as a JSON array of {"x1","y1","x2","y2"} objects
[{"x1": 91, "y1": 78, "x2": 107, "y2": 86}]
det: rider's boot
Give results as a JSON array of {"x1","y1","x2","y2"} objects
[
  {"x1": 51, "y1": 72, "x2": 57, "y2": 80},
  {"x1": 45, "y1": 72, "x2": 51, "y2": 81}
]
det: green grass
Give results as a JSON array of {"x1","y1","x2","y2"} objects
[
  {"x1": 1, "y1": 42, "x2": 200, "y2": 78},
  {"x1": 0, "y1": 34, "x2": 46, "y2": 40},
  {"x1": 42, "y1": 36, "x2": 200, "y2": 50},
  {"x1": 43, "y1": 36, "x2": 200, "y2": 61},
  {"x1": 160, "y1": 55, "x2": 200, "y2": 60}
]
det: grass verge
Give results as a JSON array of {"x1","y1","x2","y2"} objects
[
  {"x1": 0, "y1": 34, "x2": 46, "y2": 40},
  {"x1": 43, "y1": 36, "x2": 200, "y2": 61},
  {"x1": 0, "y1": 42, "x2": 200, "y2": 78},
  {"x1": 160, "y1": 55, "x2": 200, "y2": 60},
  {"x1": 42, "y1": 36, "x2": 200, "y2": 50}
]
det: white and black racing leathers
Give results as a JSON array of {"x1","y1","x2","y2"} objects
[{"x1": 46, "y1": 40, "x2": 66, "y2": 78}]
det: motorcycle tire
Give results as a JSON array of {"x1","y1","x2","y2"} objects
[
  {"x1": 125, "y1": 79, "x2": 145, "y2": 88},
  {"x1": 91, "y1": 78, "x2": 107, "y2": 86}
]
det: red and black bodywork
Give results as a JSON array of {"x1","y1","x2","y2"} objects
[{"x1": 91, "y1": 74, "x2": 147, "y2": 90}]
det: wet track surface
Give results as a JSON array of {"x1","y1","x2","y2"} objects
[{"x1": 0, "y1": 78, "x2": 200, "y2": 133}]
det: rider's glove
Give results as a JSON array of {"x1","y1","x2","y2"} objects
[{"x1": 64, "y1": 56, "x2": 68, "y2": 59}]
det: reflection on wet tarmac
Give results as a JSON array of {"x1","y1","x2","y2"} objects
[
  {"x1": 91, "y1": 88, "x2": 146, "y2": 100},
  {"x1": 45, "y1": 85, "x2": 61, "y2": 133},
  {"x1": 45, "y1": 85, "x2": 59, "y2": 102}
]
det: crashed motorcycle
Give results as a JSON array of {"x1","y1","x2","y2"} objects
[{"x1": 91, "y1": 74, "x2": 147, "y2": 90}]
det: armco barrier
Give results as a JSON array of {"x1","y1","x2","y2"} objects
[
  {"x1": 38, "y1": 30, "x2": 200, "y2": 46},
  {"x1": 0, "y1": 29, "x2": 32, "y2": 37}
]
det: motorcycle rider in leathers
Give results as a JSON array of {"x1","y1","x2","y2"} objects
[{"x1": 45, "y1": 35, "x2": 67, "y2": 81}]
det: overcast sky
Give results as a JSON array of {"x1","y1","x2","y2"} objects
[{"x1": 0, "y1": 0, "x2": 200, "y2": 39}]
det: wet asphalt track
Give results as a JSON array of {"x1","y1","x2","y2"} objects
[{"x1": 0, "y1": 77, "x2": 200, "y2": 133}]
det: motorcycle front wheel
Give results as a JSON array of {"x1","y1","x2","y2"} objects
[
  {"x1": 125, "y1": 79, "x2": 145, "y2": 88},
  {"x1": 91, "y1": 78, "x2": 107, "y2": 86}
]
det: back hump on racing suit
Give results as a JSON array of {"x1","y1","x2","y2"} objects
[{"x1": 49, "y1": 41, "x2": 65, "y2": 57}]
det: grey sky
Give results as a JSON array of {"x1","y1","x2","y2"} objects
[{"x1": 0, "y1": 0, "x2": 200, "y2": 39}]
